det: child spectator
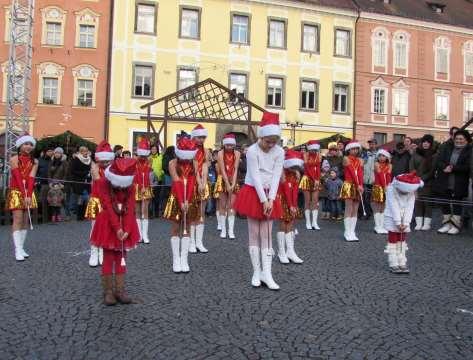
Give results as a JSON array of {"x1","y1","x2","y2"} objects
[{"x1": 325, "y1": 168, "x2": 343, "y2": 220}]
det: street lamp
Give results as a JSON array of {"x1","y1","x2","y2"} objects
[{"x1": 285, "y1": 121, "x2": 303, "y2": 146}]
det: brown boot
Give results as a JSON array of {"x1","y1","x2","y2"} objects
[
  {"x1": 101, "y1": 275, "x2": 117, "y2": 306},
  {"x1": 114, "y1": 274, "x2": 132, "y2": 304}
]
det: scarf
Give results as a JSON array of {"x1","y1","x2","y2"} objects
[{"x1": 77, "y1": 153, "x2": 91, "y2": 166}]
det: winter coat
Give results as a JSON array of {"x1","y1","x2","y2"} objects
[
  {"x1": 362, "y1": 150, "x2": 376, "y2": 185},
  {"x1": 324, "y1": 155, "x2": 343, "y2": 179},
  {"x1": 409, "y1": 148, "x2": 436, "y2": 195},
  {"x1": 384, "y1": 184, "x2": 416, "y2": 233},
  {"x1": 391, "y1": 150, "x2": 411, "y2": 177},
  {"x1": 325, "y1": 177, "x2": 343, "y2": 200},
  {"x1": 37, "y1": 155, "x2": 52, "y2": 185},
  {"x1": 433, "y1": 143, "x2": 472, "y2": 199},
  {"x1": 69, "y1": 156, "x2": 91, "y2": 195},
  {"x1": 48, "y1": 156, "x2": 67, "y2": 182}
]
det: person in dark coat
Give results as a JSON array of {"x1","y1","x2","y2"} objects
[
  {"x1": 36, "y1": 148, "x2": 54, "y2": 223},
  {"x1": 434, "y1": 130, "x2": 472, "y2": 235},
  {"x1": 69, "y1": 146, "x2": 92, "y2": 220},
  {"x1": 409, "y1": 134, "x2": 436, "y2": 231},
  {"x1": 391, "y1": 142, "x2": 411, "y2": 177}
]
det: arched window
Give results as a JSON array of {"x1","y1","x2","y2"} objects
[
  {"x1": 463, "y1": 40, "x2": 473, "y2": 84},
  {"x1": 372, "y1": 27, "x2": 389, "y2": 72},
  {"x1": 393, "y1": 31, "x2": 410, "y2": 76},
  {"x1": 75, "y1": 8, "x2": 100, "y2": 49},
  {"x1": 72, "y1": 64, "x2": 99, "y2": 107},
  {"x1": 37, "y1": 62, "x2": 65, "y2": 105},
  {"x1": 434, "y1": 36, "x2": 451, "y2": 81},
  {"x1": 41, "y1": 6, "x2": 67, "y2": 46}
]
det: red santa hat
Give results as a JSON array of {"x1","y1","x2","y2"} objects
[
  {"x1": 307, "y1": 140, "x2": 320, "y2": 151},
  {"x1": 345, "y1": 140, "x2": 361, "y2": 152},
  {"x1": 95, "y1": 140, "x2": 115, "y2": 161},
  {"x1": 105, "y1": 158, "x2": 136, "y2": 188},
  {"x1": 222, "y1": 133, "x2": 236, "y2": 146},
  {"x1": 283, "y1": 149, "x2": 304, "y2": 169},
  {"x1": 376, "y1": 148, "x2": 391, "y2": 160},
  {"x1": 393, "y1": 171, "x2": 424, "y2": 193},
  {"x1": 257, "y1": 112, "x2": 281, "y2": 138},
  {"x1": 136, "y1": 137, "x2": 151, "y2": 157},
  {"x1": 191, "y1": 124, "x2": 208, "y2": 138},
  {"x1": 15, "y1": 133, "x2": 36, "y2": 148},
  {"x1": 175, "y1": 137, "x2": 197, "y2": 160}
]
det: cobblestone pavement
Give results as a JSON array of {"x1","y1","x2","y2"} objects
[{"x1": 1, "y1": 215, "x2": 473, "y2": 360}]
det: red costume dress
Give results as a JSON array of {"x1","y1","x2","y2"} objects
[
  {"x1": 195, "y1": 145, "x2": 211, "y2": 200},
  {"x1": 340, "y1": 156, "x2": 364, "y2": 200},
  {"x1": 85, "y1": 167, "x2": 105, "y2": 220},
  {"x1": 214, "y1": 149, "x2": 239, "y2": 198},
  {"x1": 134, "y1": 157, "x2": 153, "y2": 201},
  {"x1": 372, "y1": 163, "x2": 392, "y2": 204},
  {"x1": 6, "y1": 155, "x2": 38, "y2": 210},
  {"x1": 299, "y1": 152, "x2": 321, "y2": 192},
  {"x1": 279, "y1": 170, "x2": 301, "y2": 223},
  {"x1": 163, "y1": 160, "x2": 199, "y2": 223},
  {"x1": 90, "y1": 178, "x2": 140, "y2": 251}
]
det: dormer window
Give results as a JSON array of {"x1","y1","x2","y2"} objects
[{"x1": 427, "y1": 2, "x2": 446, "y2": 13}]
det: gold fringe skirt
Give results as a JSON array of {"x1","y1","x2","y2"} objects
[
  {"x1": 135, "y1": 185, "x2": 154, "y2": 201},
  {"x1": 196, "y1": 181, "x2": 211, "y2": 201},
  {"x1": 84, "y1": 196, "x2": 102, "y2": 220},
  {"x1": 163, "y1": 193, "x2": 200, "y2": 223},
  {"x1": 299, "y1": 175, "x2": 319, "y2": 192},
  {"x1": 213, "y1": 175, "x2": 240, "y2": 199},
  {"x1": 371, "y1": 184, "x2": 386, "y2": 204},
  {"x1": 339, "y1": 181, "x2": 360, "y2": 200},
  {"x1": 5, "y1": 189, "x2": 38, "y2": 211},
  {"x1": 279, "y1": 193, "x2": 302, "y2": 223}
]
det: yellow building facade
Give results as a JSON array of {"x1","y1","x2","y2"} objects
[{"x1": 108, "y1": 0, "x2": 357, "y2": 150}]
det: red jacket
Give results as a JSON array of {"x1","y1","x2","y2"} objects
[
  {"x1": 344, "y1": 156, "x2": 363, "y2": 187},
  {"x1": 279, "y1": 170, "x2": 299, "y2": 208}
]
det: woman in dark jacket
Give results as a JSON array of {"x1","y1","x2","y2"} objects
[
  {"x1": 434, "y1": 130, "x2": 472, "y2": 235},
  {"x1": 47, "y1": 147, "x2": 68, "y2": 222},
  {"x1": 409, "y1": 134, "x2": 436, "y2": 231},
  {"x1": 69, "y1": 146, "x2": 92, "y2": 220}
]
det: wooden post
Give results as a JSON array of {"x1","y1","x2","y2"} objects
[{"x1": 164, "y1": 100, "x2": 168, "y2": 148}]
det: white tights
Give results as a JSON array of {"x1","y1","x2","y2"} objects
[{"x1": 248, "y1": 218, "x2": 273, "y2": 249}]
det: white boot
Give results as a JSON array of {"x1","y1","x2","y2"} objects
[
  {"x1": 260, "y1": 248, "x2": 280, "y2": 290},
  {"x1": 189, "y1": 225, "x2": 197, "y2": 253},
  {"x1": 13, "y1": 230, "x2": 24, "y2": 261},
  {"x1": 89, "y1": 246, "x2": 99, "y2": 267},
  {"x1": 216, "y1": 210, "x2": 222, "y2": 231},
  {"x1": 344, "y1": 218, "x2": 352, "y2": 241},
  {"x1": 249, "y1": 246, "x2": 261, "y2": 287},
  {"x1": 373, "y1": 213, "x2": 382, "y2": 234},
  {"x1": 228, "y1": 215, "x2": 236, "y2": 239},
  {"x1": 19, "y1": 229, "x2": 29, "y2": 258},
  {"x1": 351, "y1": 217, "x2": 359, "y2": 241},
  {"x1": 438, "y1": 215, "x2": 452, "y2": 234},
  {"x1": 195, "y1": 224, "x2": 208, "y2": 253},
  {"x1": 98, "y1": 247, "x2": 103, "y2": 265},
  {"x1": 378, "y1": 213, "x2": 388, "y2": 234},
  {"x1": 414, "y1": 217, "x2": 423, "y2": 231},
  {"x1": 142, "y1": 219, "x2": 150, "y2": 244},
  {"x1": 305, "y1": 209, "x2": 312, "y2": 230},
  {"x1": 180, "y1": 237, "x2": 190, "y2": 272},
  {"x1": 220, "y1": 215, "x2": 227, "y2": 238},
  {"x1": 286, "y1": 232, "x2": 303, "y2": 264},
  {"x1": 311, "y1": 210, "x2": 320, "y2": 230},
  {"x1": 277, "y1": 232, "x2": 289, "y2": 264},
  {"x1": 397, "y1": 242, "x2": 409, "y2": 273},
  {"x1": 447, "y1": 215, "x2": 461, "y2": 235},
  {"x1": 421, "y1": 217, "x2": 431, "y2": 231},
  {"x1": 171, "y1": 236, "x2": 181, "y2": 273},
  {"x1": 387, "y1": 243, "x2": 399, "y2": 272},
  {"x1": 136, "y1": 218, "x2": 143, "y2": 242}
]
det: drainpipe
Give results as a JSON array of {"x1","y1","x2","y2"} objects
[
  {"x1": 352, "y1": 1, "x2": 361, "y2": 140},
  {"x1": 103, "y1": 0, "x2": 115, "y2": 141}
]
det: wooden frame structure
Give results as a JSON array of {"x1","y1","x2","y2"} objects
[{"x1": 140, "y1": 78, "x2": 266, "y2": 151}]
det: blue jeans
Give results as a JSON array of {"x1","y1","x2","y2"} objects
[{"x1": 328, "y1": 200, "x2": 342, "y2": 217}]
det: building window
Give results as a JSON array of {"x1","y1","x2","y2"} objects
[
  {"x1": 435, "y1": 91, "x2": 449, "y2": 120},
  {"x1": 392, "y1": 89, "x2": 408, "y2": 116},
  {"x1": 372, "y1": 27, "x2": 388, "y2": 68},
  {"x1": 180, "y1": 8, "x2": 200, "y2": 39},
  {"x1": 268, "y1": 19, "x2": 286, "y2": 49},
  {"x1": 178, "y1": 68, "x2": 198, "y2": 101},
  {"x1": 133, "y1": 64, "x2": 154, "y2": 98},
  {"x1": 464, "y1": 93, "x2": 473, "y2": 122},
  {"x1": 77, "y1": 79, "x2": 93, "y2": 107},
  {"x1": 435, "y1": 37, "x2": 451, "y2": 80},
  {"x1": 41, "y1": 7, "x2": 66, "y2": 46},
  {"x1": 46, "y1": 22, "x2": 62, "y2": 45},
  {"x1": 229, "y1": 73, "x2": 247, "y2": 98},
  {"x1": 79, "y1": 25, "x2": 95, "y2": 48},
  {"x1": 302, "y1": 23, "x2": 319, "y2": 53},
  {"x1": 333, "y1": 84, "x2": 349, "y2": 113},
  {"x1": 4, "y1": 7, "x2": 28, "y2": 43},
  {"x1": 300, "y1": 80, "x2": 318, "y2": 111},
  {"x1": 135, "y1": 3, "x2": 156, "y2": 34},
  {"x1": 72, "y1": 64, "x2": 98, "y2": 107},
  {"x1": 373, "y1": 132, "x2": 387, "y2": 145},
  {"x1": 231, "y1": 14, "x2": 249, "y2": 44},
  {"x1": 393, "y1": 133, "x2": 405, "y2": 143},
  {"x1": 373, "y1": 88, "x2": 386, "y2": 114},
  {"x1": 42, "y1": 78, "x2": 58, "y2": 104},
  {"x1": 334, "y1": 29, "x2": 351, "y2": 57},
  {"x1": 393, "y1": 31, "x2": 409, "y2": 74},
  {"x1": 463, "y1": 41, "x2": 473, "y2": 83},
  {"x1": 267, "y1": 77, "x2": 284, "y2": 107},
  {"x1": 6, "y1": 74, "x2": 24, "y2": 103}
]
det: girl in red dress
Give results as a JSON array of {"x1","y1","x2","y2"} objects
[
  {"x1": 234, "y1": 112, "x2": 284, "y2": 290},
  {"x1": 299, "y1": 140, "x2": 322, "y2": 230},
  {"x1": 163, "y1": 137, "x2": 199, "y2": 273},
  {"x1": 190, "y1": 124, "x2": 210, "y2": 253},
  {"x1": 90, "y1": 158, "x2": 140, "y2": 306},
  {"x1": 85, "y1": 140, "x2": 115, "y2": 267},
  {"x1": 134, "y1": 138, "x2": 153, "y2": 244},
  {"x1": 340, "y1": 141, "x2": 364, "y2": 242},
  {"x1": 371, "y1": 149, "x2": 392, "y2": 234},
  {"x1": 6, "y1": 134, "x2": 38, "y2": 261},
  {"x1": 214, "y1": 133, "x2": 240, "y2": 239},
  {"x1": 277, "y1": 150, "x2": 304, "y2": 264}
]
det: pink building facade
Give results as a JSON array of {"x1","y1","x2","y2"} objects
[{"x1": 354, "y1": 5, "x2": 473, "y2": 145}]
